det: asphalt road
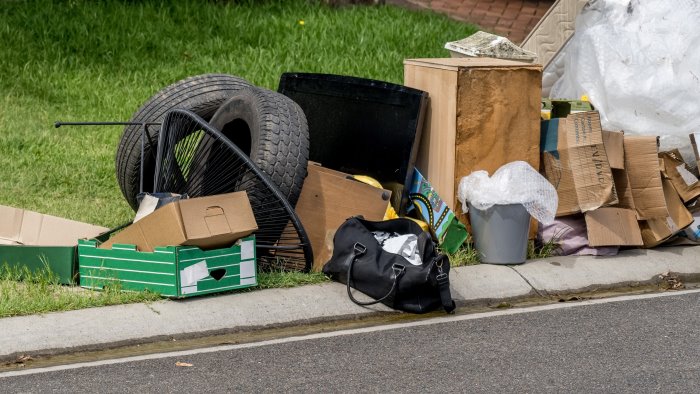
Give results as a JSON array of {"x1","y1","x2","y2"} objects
[{"x1": 3, "y1": 291, "x2": 700, "y2": 393}]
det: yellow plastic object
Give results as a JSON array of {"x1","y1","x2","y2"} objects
[
  {"x1": 352, "y1": 175, "x2": 383, "y2": 189},
  {"x1": 351, "y1": 175, "x2": 426, "y2": 227}
]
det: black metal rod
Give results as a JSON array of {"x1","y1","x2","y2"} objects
[{"x1": 54, "y1": 121, "x2": 161, "y2": 128}]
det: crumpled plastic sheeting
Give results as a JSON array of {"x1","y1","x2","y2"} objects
[
  {"x1": 457, "y1": 161, "x2": 558, "y2": 224},
  {"x1": 550, "y1": 0, "x2": 700, "y2": 163}
]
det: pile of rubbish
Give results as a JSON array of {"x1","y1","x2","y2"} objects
[{"x1": 3, "y1": 0, "x2": 700, "y2": 308}]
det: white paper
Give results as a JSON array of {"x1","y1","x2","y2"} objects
[
  {"x1": 676, "y1": 164, "x2": 698, "y2": 187},
  {"x1": 180, "y1": 260, "x2": 210, "y2": 288},
  {"x1": 133, "y1": 195, "x2": 160, "y2": 223},
  {"x1": 380, "y1": 234, "x2": 422, "y2": 266}
]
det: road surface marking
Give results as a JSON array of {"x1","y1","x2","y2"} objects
[{"x1": 3, "y1": 288, "x2": 700, "y2": 378}]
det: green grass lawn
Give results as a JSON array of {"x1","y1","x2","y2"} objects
[
  {"x1": 0, "y1": 0, "x2": 477, "y2": 227},
  {"x1": 0, "y1": 1, "x2": 479, "y2": 315}
]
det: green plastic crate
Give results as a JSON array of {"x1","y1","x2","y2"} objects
[{"x1": 78, "y1": 236, "x2": 257, "y2": 298}]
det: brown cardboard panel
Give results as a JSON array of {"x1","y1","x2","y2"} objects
[
  {"x1": 541, "y1": 112, "x2": 617, "y2": 216},
  {"x1": 0, "y1": 204, "x2": 108, "y2": 247},
  {"x1": 612, "y1": 169, "x2": 635, "y2": 210},
  {"x1": 639, "y1": 178, "x2": 693, "y2": 247},
  {"x1": 295, "y1": 163, "x2": 390, "y2": 271},
  {"x1": 602, "y1": 130, "x2": 625, "y2": 170},
  {"x1": 100, "y1": 192, "x2": 257, "y2": 252},
  {"x1": 659, "y1": 149, "x2": 700, "y2": 203},
  {"x1": 623, "y1": 136, "x2": 668, "y2": 220},
  {"x1": 179, "y1": 192, "x2": 256, "y2": 242},
  {"x1": 404, "y1": 58, "x2": 541, "y2": 220},
  {"x1": 584, "y1": 208, "x2": 643, "y2": 247}
]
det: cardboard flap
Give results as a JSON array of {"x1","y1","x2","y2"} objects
[
  {"x1": 623, "y1": 136, "x2": 667, "y2": 220},
  {"x1": 659, "y1": 149, "x2": 700, "y2": 203},
  {"x1": 602, "y1": 130, "x2": 625, "y2": 170},
  {"x1": 0, "y1": 204, "x2": 108, "y2": 247},
  {"x1": 204, "y1": 206, "x2": 230, "y2": 235},
  {"x1": 294, "y1": 164, "x2": 391, "y2": 271},
  {"x1": 612, "y1": 169, "x2": 635, "y2": 210},
  {"x1": 0, "y1": 205, "x2": 25, "y2": 243},
  {"x1": 565, "y1": 112, "x2": 617, "y2": 211},
  {"x1": 639, "y1": 177, "x2": 693, "y2": 247},
  {"x1": 541, "y1": 112, "x2": 617, "y2": 216},
  {"x1": 584, "y1": 208, "x2": 643, "y2": 247}
]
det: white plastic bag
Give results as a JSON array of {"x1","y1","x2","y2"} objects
[
  {"x1": 457, "y1": 161, "x2": 558, "y2": 224},
  {"x1": 550, "y1": 0, "x2": 700, "y2": 163}
]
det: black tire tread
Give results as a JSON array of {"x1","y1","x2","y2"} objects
[{"x1": 226, "y1": 87, "x2": 309, "y2": 206}]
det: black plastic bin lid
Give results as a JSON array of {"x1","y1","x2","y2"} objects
[{"x1": 278, "y1": 73, "x2": 428, "y2": 215}]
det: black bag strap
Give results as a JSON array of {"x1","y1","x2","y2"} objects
[
  {"x1": 435, "y1": 255, "x2": 456, "y2": 314},
  {"x1": 346, "y1": 242, "x2": 406, "y2": 307}
]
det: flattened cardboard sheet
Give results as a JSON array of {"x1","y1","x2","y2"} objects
[
  {"x1": 0, "y1": 205, "x2": 107, "y2": 246},
  {"x1": 294, "y1": 163, "x2": 391, "y2": 271},
  {"x1": 602, "y1": 130, "x2": 625, "y2": 170},
  {"x1": 584, "y1": 208, "x2": 643, "y2": 247},
  {"x1": 623, "y1": 136, "x2": 667, "y2": 220},
  {"x1": 541, "y1": 111, "x2": 617, "y2": 216}
]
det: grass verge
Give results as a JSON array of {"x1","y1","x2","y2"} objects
[
  {"x1": 0, "y1": 1, "x2": 478, "y2": 313},
  {"x1": 0, "y1": 0, "x2": 477, "y2": 227},
  {"x1": 0, "y1": 262, "x2": 161, "y2": 318},
  {"x1": 0, "y1": 261, "x2": 330, "y2": 318}
]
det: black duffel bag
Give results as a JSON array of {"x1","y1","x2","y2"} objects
[{"x1": 323, "y1": 216, "x2": 456, "y2": 314}]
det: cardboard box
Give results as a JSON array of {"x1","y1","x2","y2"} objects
[
  {"x1": 541, "y1": 111, "x2": 618, "y2": 216},
  {"x1": 403, "y1": 58, "x2": 542, "y2": 221},
  {"x1": 639, "y1": 177, "x2": 693, "y2": 247},
  {"x1": 0, "y1": 205, "x2": 108, "y2": 284},
  {"x1": 294, "y1": 163, "x2": 391, "y2": 271},
  {"x1": 100, "y1": 192, "x2": 257, "y2": 252},
  {"x1": 79, "y1": 236, "x2": 257, "y2": 297},
  {"x1": 659, "y1": 149, "x2": 700, "y2": 203},
  {"x1": 622, "y1": 136, "x2": 668, "y2": 220}
]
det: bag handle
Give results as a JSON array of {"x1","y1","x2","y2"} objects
[
  {"x1": 434, "y1": 255, "x2": 456, "y2": 314},
  {"x1": 346, "y1": 242, "x2": 406, "y2": 307}
]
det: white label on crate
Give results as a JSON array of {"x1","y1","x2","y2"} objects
[
  {"x1": 240, "y1": 277, "x2": 256, "y2": 286},
  {"x1": 241, "y1": 240, "x2": 254, "y2": 260},
  {"x1": 240, "y1": 260, "x2": 255, "y2": 279},
  {"x1": 180, "y1": 260, "x2": 209, "y2": 287},
  {"x1": 676, "y1": 164, "x2": 699, "y2": 186}
]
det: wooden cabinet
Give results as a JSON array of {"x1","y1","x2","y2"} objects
[{"x1": 404, "y1": 58, "x2": 542, "y2": 217}]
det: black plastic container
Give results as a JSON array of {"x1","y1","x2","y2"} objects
[{"x1": 278, "y1": 73, "x2": 428, "y2": 215}]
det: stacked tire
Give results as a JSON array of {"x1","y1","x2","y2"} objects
[{"x1": 115, "y1": 74, "x2": 309, "y2": 210}]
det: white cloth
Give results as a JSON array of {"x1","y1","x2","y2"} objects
[{"x1": 372, "y1": 231, "x2": 422, "y2": 266}]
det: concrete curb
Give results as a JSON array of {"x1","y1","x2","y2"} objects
[{"x1": 1, "y1": 246, "x2": 699, "y2": 362}]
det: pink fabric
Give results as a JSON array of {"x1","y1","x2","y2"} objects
[{"x1": 538, "y1": 215, "x2": 619, "y2": 256}]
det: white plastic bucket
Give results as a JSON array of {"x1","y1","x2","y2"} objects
[{"x1": 468, "y1": 203, "x2": 530, "y2": 264}]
